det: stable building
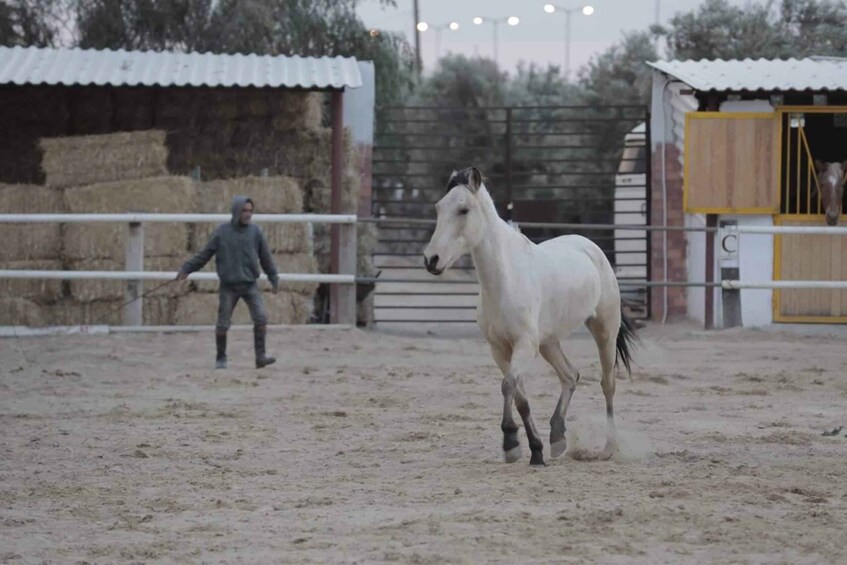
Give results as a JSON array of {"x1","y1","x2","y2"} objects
[{"x1": 649, "y1": 57, "x2": 847, "y2": 327}]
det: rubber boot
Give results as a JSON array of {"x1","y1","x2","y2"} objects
[
  {"x1": 254, "y1": 326, "x2": 276, "y2": 369},
  {"x1": 215, "y1": 332, "x2": 227, "y2": 369}
]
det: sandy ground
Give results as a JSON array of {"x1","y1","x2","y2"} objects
[{"x1": 1, "y1": 322, "x2": 846, "y2": 564}]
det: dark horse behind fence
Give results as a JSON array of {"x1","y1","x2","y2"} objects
[{"x1": 814, "y1": 159, "x2": 847, "y2": 226}]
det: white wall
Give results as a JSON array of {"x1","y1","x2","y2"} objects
[
  {"x1": 725, "y1": 215, "x2": 774, "y2": 328},
  {"x1": 685, "y1": 214, "x2": 707, "y2": 324}
]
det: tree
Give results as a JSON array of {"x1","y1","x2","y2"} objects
[
  {"x1": 578, "y1": 31, "x2": 658, "y2": 107},
  {"x1": 0, "y1": 0, "x2": 69, "y2": 47},
  {"x1": 657, "y1": 0, "x2": 847, "y2": 60}
]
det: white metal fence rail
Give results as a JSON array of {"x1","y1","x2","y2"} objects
[
  {"x1": 3, "y1": 216, "x2": 847, "y2": 330},
  {"x1": 0, "y1": 213, "x2": 358, "y2": 328}
]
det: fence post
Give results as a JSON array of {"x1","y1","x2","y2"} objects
[
  {"x1": 719, "y1": 221, "x2": 742, "y2": 328},
  {"x1": 124, "y1": 220, "x2": 144, "y2": 326},
  {"x1": 338, "y1": 222, "x2": 358, "y2": 326},
  {"x1": 505, "y1": 107, "x2": 513, "y2": 221},
  {"x1": 705, "y1": 214, "x2": 718, "y2": 329}
]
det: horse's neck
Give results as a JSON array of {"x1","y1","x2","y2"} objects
[{"x1": 470, "y1": 186, "x2": 524, "y2": 294}]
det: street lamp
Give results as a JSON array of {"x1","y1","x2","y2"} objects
[
  {"x1": 417, "y1": 20, "x2": 461, "y2": 60},
  {"x1": 472, "y1": 15, "x2": 520, "y2": 69},
  {"x1": 543, "y1": 3, "x2": 594, "y2": 80}
]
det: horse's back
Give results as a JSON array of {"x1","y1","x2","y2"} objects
[{"x1": 538, "y1": 234, "x2": 621, "y2": 313}]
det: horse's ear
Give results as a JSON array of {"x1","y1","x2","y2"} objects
[
  {"x1": 841, "y1": 159, "x2": 847, "y2": 173},
  {"x1": 814, "y1": 159, "x2": 825, "y2": 172},
  {"x1": 468, "y1": 167, "x2": 483, "y2": 193}
]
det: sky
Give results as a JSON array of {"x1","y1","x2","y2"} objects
[{"x1": 357, "y1": 0, "x2": 751, "y2": 76}]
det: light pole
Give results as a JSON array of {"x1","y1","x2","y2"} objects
[
  {"x1": 543, "y1": 3, "x2": 594, "y2": 80},
  {"x1": 472, "y1": 15, "x2": 520, "y2": 69},
  {"x1": 417, "y1": 20, "x2": 460, "y2": 61}
]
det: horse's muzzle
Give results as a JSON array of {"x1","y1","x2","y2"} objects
[{"x1": 423, "y1": 254, "x2": 443, "y2": 275}]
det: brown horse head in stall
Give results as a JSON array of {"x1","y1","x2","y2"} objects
[{"x1": 814, "y1": 159, "x2": 847, "y2": 226}]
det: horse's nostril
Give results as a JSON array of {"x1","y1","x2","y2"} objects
[{"x1": 430, "y1": 255, "x2": 439, "y2": 268}]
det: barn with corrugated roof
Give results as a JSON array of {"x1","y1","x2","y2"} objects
[{"x1": 649, "y1": 57, "x2": 847, "y2": 327}]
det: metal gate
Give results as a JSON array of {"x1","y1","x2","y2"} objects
[{"x1": 370, "y1": 105, "x2": 650, "y2": 327}]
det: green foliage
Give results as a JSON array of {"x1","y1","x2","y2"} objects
[
  {"x1": 578, "y1": 31, "x2": 658, "y2": 107},
  {"x1": 657, "y1": 0, "x2": 847, "y2": 60},
  {"x1": 0, "y1": 0, "x2": 65, "y2": 47}
]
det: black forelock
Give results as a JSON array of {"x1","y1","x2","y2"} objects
[{"x1": 446, "y1": 168, "x2": 472, "y2": 192}]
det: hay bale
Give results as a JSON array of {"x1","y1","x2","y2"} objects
[
  {"x1": 172, "y1": 290, "x2": 308, "y2": 326},
  {"x1": 62, "y1": 176, "x2": 193, "y2": 260},
  {"x1": 274, "y1": 128, "x2": 357, "y2": 190},
  {"x1": 67, "y1": 257, "x2": 189, "y2": 302},
  {"x1": 271, "y1": 92, "x2": 324, "y2": 132},
  {"x1": 290, "y1": 293, "x2": 314, "y2": 324},
  {"x1": 0, "y1": 224, "x2": 62, "y2": 261},
  {"x1": 40, "y1": 130, "x2": 169, "y2": 188},
  {"x1": 64, "y1": 223, "x2": 188, "y2": 261},
  {"x1": 0, "y1": 297, "x2": 48, "y2": 327},
  {"x1": 46, "y1": 297, "x2": 174, "y2": 326},
  {"x1": 0, "y1": 183, "x2": 65, "y2": 213},
  {"x1": 0, "y1": 259, "x2": 63, "y2": 303},
  {"x1": 0, "y1": 183, "x2": 66, "y2": 260},
  {"x1": 194, "y1": 176, "x2": 302, "y2": 214},
  {"x1": 64, "y1": 175, "x2": 194, "y2": 214},
  {"x1": 305, "y1": 173, "x2": 360, "y2": 214}
]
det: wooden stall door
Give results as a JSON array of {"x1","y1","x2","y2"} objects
[
  {"x1": 774, "y1": 218, "x2": 847, "y2": 323},
  {"x1": 684, "y1": 113, "x2": 780, "y2": 214}
]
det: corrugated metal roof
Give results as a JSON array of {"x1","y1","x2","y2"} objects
[
  {"x1": 648, "y1": 57, "x2": 847, "y2": 92},
  {"x1": 0, "y1": 45, "x2": 362, "y2": 90}
]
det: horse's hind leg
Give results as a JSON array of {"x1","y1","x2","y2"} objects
[
  {"x1": 586, "y1": 315, "x2": 619, "y2": 459},
  {"x1": 540, "y1": 341, "x2": 579, "y2": 459}
]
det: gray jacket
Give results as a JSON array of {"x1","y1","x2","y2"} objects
[{"x1": 180, "y1": 196, "x2": 279, "y2": 288}]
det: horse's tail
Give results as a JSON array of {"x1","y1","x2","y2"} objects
[{"x1": 615, "y1": 309, "x2": 638, "y2": 376}]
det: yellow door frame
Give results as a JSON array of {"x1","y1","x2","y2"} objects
[{"x1": 772, "y1": 106, "x2": 847, "y2": 323}]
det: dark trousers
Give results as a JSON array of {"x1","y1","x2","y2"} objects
[{"x1": 216, "y1": 282, "x2": 268, "y2": 332}]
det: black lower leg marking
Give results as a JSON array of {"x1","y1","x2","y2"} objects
[
  {"x1": 502, "y1": 424, "x2": 520, "y2": 452},
  {"x1": 516, "y1": 398, "x2": 545, "y2": 467}
]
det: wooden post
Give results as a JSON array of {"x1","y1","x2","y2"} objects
[
  {"x1": 338, "y1": 222, "x2": 357, "y2": 326},
  {"x1": 329, "y1": 90, "x2": 349, "y2": 325},
  {"x1": 705, "y1": 214, "x2": 717, "y2": 329},
  {"x1": 124, "y1": 221, "x2": 144, "y2": 326}
]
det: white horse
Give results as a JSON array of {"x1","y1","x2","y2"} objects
[{"x1": 423, "y1": 167, "x2": 637, "y2": 466}]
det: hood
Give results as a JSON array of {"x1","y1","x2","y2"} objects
[{"x1": 230, "y1": 195, "x2": 253, "y2": 228}]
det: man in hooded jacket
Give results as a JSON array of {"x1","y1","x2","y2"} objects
[{"x1": 177, "y1": 195, "x2": 279, "y2": 369}]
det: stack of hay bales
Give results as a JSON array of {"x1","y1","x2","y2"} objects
[
  {"x1": 0, "y1": 183, "x2": 66, "y2": 325},
  {"x1": 172, "y1": 176, "x2": 317, "y2": 326},
  {"x1": 38, "y1": 130, "x2": 192, "y2": 326}
]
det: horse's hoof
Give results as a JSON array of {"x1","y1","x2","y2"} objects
[
  {"x1": 550, "y1": 439, "x2": 567, "y2": 459},
  {"x1": 504, "y1": 446, "x2": 522, "y2": 463},
  {"x1": 529, "y1": 452, "x2": 547, "y2": 467},
  {"x1": 601, "y1": 442, "x2": 616, "y2": 461}
]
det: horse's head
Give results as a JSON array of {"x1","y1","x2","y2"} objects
[
  {"x1": 814, "y1": 159, "x2": 847, "y2": 226},
  {"x1": 423, "y1": 167, "x2": 487, "y2": 275}
]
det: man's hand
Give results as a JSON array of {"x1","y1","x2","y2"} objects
[{"x1": 176, "y1": 271, "x2": 188, "y2": 281}]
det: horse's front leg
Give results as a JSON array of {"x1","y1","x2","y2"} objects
[
  {"x1": 498, "y1": 340, "x2": 546, "y2": 466},
  {"x1": 490, "y1": 344, "x2": 521, "y2": 463}
]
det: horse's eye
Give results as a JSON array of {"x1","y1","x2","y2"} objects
[{"x1": 458, "y1": 208, "x2": 470, "y2": 216}]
